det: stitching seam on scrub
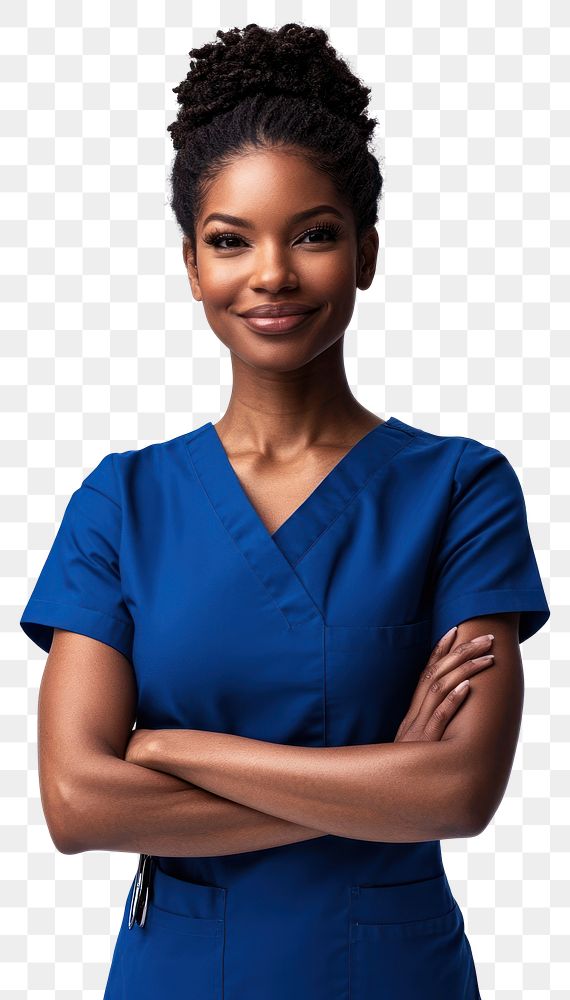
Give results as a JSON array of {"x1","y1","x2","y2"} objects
[
  {"x1": 184, "y1": 435, "x2": 302, "y2": 630},
  {"x1": 435, "y1": 586, "x2": 549, "y2": 609},
  {"x1": 79, "y1": 481, "x2": 122, "y2": 510},
  {"x1": 291, "y1": 434, "x2": 420, "y2": 567},
  {"x1": 22, "y1": 596, "x2": 133, "y2": 628}
]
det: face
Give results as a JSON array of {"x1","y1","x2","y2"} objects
[{"x1": 182, "y1": 146, "x2": 378, "y2": 372}]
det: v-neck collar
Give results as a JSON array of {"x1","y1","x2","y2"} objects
[
  {"x1": 268, "y1": 418, "x2": 402, "y2": 560},
  {"x1": 184, "y1": 416, "x2": 416, "y2": 627}
]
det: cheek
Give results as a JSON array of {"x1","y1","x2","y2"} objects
[
  {"x1": 303, "y1": 249, "x2": 356, "y2": 290},
  {"x1": 198, "y1": 265, "x2": 241, "y2": 306},
  {"x1": 199, "y1": 249, "x2": 355, "y2": 296}
]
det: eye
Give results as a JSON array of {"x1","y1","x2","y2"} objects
[
  {"x1": 298, "y1": 221, "x2": 344, "y2": 244},
  {"x1": 202, "y1": 219, "x2": 344, "y2": 251},
  {"x1": 202, "y1": 231, "x2": 246, "y2": 250}
]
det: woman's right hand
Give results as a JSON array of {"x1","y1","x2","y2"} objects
[{"x1": 394, "y1": 627, "x2": 495, "y2": 743}]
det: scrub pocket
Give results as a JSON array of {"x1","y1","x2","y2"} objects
[
  {"x1": 104, "y1": 864, "x2": 226, "y2": 1000},
  {"x1": 348, "y1": 871, "x2": 480, "y2": 1000},
  {"x1": 324, "y1": 619, "x2": 433, "y2": 745}
]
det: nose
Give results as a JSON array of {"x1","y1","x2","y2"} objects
[{"x1": 248, "y1": 243, "x2": 299, "y2": 293}]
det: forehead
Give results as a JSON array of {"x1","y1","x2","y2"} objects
[{"x1": 198, "y1": 147, "x2": 349, "y2": 228}]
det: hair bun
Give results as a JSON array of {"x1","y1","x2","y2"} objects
[{"x1": 168, "y1": 22, "x2": 375, "y2": 148}]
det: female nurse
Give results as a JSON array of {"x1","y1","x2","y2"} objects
[{"x1": 20, "y1": 22, "x2": 550, "y2": 1000}]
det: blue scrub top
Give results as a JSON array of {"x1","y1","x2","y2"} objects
[{"x1": 20, "y1": 416, "x2": 550, "y2": 1000}]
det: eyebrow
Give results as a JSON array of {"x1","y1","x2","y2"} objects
[{"x1": 201, "y1": 204, "x2": 345, "y2": 230}]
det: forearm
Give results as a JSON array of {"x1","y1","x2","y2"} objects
[
  {"x1": 57, "y1": 755, "x2": 326, "y2": 856},
  {"x1": 143, "y1": 730, "x2": 479, "y2": 842}
]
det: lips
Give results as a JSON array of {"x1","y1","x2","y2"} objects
[
  {"x1": 239, "y1": 303, "x2": 317, "y2": 318},
  {"x1": 239, "y1": 308, "x2": 319, "y2": 334}
]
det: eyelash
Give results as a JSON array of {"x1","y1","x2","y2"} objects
[{"x1": 202, "y1": 220, "x2": 344, "y2": 250}]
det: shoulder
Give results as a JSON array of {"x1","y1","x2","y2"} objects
[
  {"x1": 391, "y1": 417, "x2": 513, "y2": 485},
  {"x1": 387, "y1": 420, "x2": 527, "y2": 522},
  {"x1": 82, "y1": 427, "x2": 205, "y2": 504}
]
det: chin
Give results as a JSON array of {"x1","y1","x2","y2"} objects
[{"x1": 235, "y1": 339, "x2": 333, "y2": 373}]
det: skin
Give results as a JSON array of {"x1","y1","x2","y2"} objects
[
  {"x1": 39, "y1": 146, "x2": 524, "y2": 855},
  {"x1": 181, "y1": 145, "x2": 385, "y2": 534}
]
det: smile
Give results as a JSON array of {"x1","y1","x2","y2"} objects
[{"x1": 239, "y1": 309, "x2": 319, "y2": 334}]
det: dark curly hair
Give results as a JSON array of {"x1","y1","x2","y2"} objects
[{"x1": 167, "y1": 22, "x2": 384, "y2": 256}]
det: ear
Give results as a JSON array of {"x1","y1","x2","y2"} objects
[
  {"x1": 356, "y1": 225, "x2": 379, "y2": 291},
  {"x1": 182, "y1": 236, "x2": 202, "y2": 302}
]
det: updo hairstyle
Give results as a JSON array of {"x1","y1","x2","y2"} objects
[{"x1": 167, "y1": 22, "x2": 384, "y2": 255}]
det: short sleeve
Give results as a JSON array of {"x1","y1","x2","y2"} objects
[
  {"x1": 20, "y1": 452, "x2": 134, "y2": 661},
  {"x1": 430, "y1": 439, "x2": 550, "y2": 648}
]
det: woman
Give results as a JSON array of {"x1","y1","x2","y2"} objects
[{"x1": 20, "y1": 23, "x2": 550, "y2": 1000}]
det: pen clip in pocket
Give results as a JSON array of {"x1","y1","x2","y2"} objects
[{"x1": 128, "y1": 853, "x2": 154, "y2": 929}]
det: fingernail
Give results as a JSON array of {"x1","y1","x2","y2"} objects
[{"x1": 444, "y1": 626, "x2": 458, "y2": 638}]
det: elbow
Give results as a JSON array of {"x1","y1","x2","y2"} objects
[
  {"x1": 439, "y1": 805, "x2": 482, "y2": 841},
  {"x1": 46, "y1": 813, "x2": 86, "y2": 855},
  {"x1": 447, "y1": 761, "x2": 493, "y2": 839},
  {"x1": 41, "y1": 778, "x2": 88, "y2": 855},
  {"x1": 458, "y1": 809, "x2": 489, "y2": 839},
  {"x1": 467, "y1": 797, "x2": 500, "y2": 838},
  {"x1": 458, "y1": 779, "x2": 497, "y2": 839},
  {"x1": 53, "y1": 813, "x2": 86, "y2": 854},
  {"x1": 53, "y1": 832, "x2": 85, "y2": 855}
]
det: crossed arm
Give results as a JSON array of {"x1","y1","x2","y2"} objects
[
  {"x1": 125, "y1": 726, "x2": 473, "y2": 844},
  {"x1": 43, "y1": 614, "x2": 522, "y2": 855}
]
